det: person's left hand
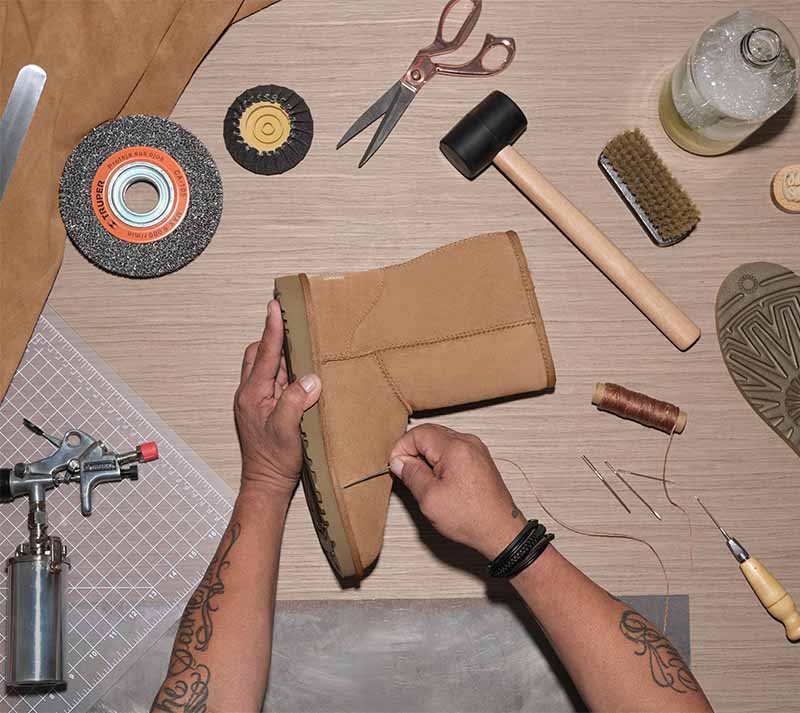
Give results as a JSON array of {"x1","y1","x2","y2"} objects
[{"x1": 234, "y1": 300, "x2": 321, "y2": 500}]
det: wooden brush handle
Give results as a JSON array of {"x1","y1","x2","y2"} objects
[
  {"x1": 740, "y1": 557, "x2": 800, "y2": 642},
  {"x1": 493, "y1": 146, "x2": 701, "y2": 351}
]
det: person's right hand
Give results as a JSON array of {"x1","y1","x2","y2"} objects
[{"x1": 389, "y1": 424, "x2": 527, "y2": 560}]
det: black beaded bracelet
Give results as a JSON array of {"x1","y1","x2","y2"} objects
[{"x1": 488, "y1": 519, "x2": 554, "y2": 578}]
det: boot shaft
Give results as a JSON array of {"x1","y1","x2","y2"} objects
[{"x1": 300, "y1": 231, "x2": 555, "y2": 411}]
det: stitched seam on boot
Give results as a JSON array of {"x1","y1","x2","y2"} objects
[
  {"x1": 347, "y1": 233, "x2": 508, "y2": 353},
  {"x1": 348, "y1": 234, "x2": 497, "y2": 352},
  {"x1": 506, "y1": 231, "x2": 556, "y2": 386},
  {"x1": 321, "y1": 319, "x2": 536, "y2": 363},
  {"x1": 381, "y1": 231, "x2": 499, "y2": 273},
  {"x1": 346, "y1": 269, "x2": 386, "y2": 355},
  {"x1": 374, "y1": 351, "x2": 412, "y2": 413}
]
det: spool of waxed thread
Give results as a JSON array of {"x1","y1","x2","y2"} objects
[{"x1": 592, "y1": 383, "x2": 687, "y2": 434}]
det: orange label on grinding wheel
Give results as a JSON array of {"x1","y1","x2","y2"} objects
[{"x1": 91, "y1": 147, "x2": 189, "y2": 244}]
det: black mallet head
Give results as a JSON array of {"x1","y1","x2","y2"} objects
[{"x1": 440, "y1": 91, "x2": 527, "y2": 179}]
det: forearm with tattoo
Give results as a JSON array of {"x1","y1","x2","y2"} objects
[
  {"x1": 619, "y1": 610, "x2": 699, "y2": 695},
  {"x1": 152, "y1": 523, "x2": 241, "y2": 712}
]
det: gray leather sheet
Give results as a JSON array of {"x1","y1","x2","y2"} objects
[{"x1": 91, "y1": 594, "x2": 689, "y2": 713}]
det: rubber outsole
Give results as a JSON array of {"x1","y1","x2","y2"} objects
[
  {"x1": 274, "y1": 275, "x2": 360, "y2": 578},
  {"x1": 716, "y1": 262, "x2": 800, "y2": 457}
]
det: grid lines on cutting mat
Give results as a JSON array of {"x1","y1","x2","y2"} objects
[{"x1": 0, "y1": 309, "x2": 233, "y2": 713}]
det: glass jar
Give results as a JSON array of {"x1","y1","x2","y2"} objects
[{"x1": 659, "y1": 9, "x2": 799, "y2": 156}]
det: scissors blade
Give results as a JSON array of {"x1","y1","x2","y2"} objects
[
  {"x1": 337, "y1": 82, "x2": 402, "y2": 150},
  {"x1": 358, "y1": 83, "x2": 416, "y2": 168},
  {"x1": 0, "y1": 65, "x2": 47, "y2": 203}
]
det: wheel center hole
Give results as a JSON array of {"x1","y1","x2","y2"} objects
[{"x1": 124, "y1": 180, "x2": 160, "y2": 214}]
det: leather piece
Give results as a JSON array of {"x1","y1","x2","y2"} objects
[
  {"x1": 0, "y1": 0, "x2": 278, "y2": 401},
  {"x1": 304, "y1": 231, "x2": 556, "y2": 574}
]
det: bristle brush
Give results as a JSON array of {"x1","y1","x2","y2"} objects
[{"x1": 599, "y1": 129, "x2": 700, "y2": 247}]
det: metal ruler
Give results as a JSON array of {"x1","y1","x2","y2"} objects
[{"x1": 0, "y1": 307, "x2": 233, "y2": 713}]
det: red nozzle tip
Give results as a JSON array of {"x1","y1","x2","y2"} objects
[{"x1": 138, "y1": 442, "x2": 159, "y2": 463}]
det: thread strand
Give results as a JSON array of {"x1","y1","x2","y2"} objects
[{"x1": 497, "y1": 457, "x2": 670, "y2": 633}]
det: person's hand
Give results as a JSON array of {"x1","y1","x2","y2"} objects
[
  {"x1": 234, "y1": 300, "x2": 321, "y2": 500},
  {"x1": 389, "y1": 424, "x2": 526, "y2": 560}
]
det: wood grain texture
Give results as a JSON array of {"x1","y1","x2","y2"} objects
[{"x1": 48, "y1": 2, "x2": 800, "y2": 711}]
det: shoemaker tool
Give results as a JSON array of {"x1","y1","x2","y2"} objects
[
  {"x1": 605, "y1": 462, "x2": 661, "y2": 520},
  {"x1": 0, "y1": 64, "x2": 46, "y2": 203},
  {"x1": 440, "y1": 92, "x2": 702, "y2": 351},
  {"x1": 581, "y1": 456, "x2": 630, "y2": 514},
  {"x1": 337, "y1": 0, "x2": 515, "y2": 167},
  {"x1": 696, "y1": 497, "x2": 800, "y2": 641},
  {"x1": 1, "y1": 420, "x2": 158, "y2": 687},
  {"x1": 60, "y1": 115, "x2": 223, "y2": 278},
  {"x1": 599, "y1": 129, "x2": 700, "y2": 247}
]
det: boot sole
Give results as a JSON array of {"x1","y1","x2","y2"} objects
[
  {"x1": 274, "y1": 275, "x2": 360, "y2": 578},
  {"x1": 716, "y1": 262, "x2": 800, "y2": 457}
]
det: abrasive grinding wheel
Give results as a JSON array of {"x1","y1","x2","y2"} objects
[
  {"x1": 59, "y1": 115, "x2": 223, "y2": 278},
  {"x1": 223, "y1": 85, "x2": 313, "y2": 175}
]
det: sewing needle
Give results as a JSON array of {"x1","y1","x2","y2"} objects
[
  {"x1": 617, "y1": 469, "x2": 676, "y2": 485},
  {"x1": 581, "y1": 455, "x2": 631, "y2": 514},
  {"x1": 343, "y1": 466, "x2": 391, "y2": 489},
  {"x1": 605, "y1": 461, "x2": 662, "y2": 520}
]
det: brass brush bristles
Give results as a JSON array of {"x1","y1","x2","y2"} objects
[{"x1": 599, "y1": 129, "x2": 700, "y2": 247}]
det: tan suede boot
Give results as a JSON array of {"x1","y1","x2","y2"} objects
[{"x1": 275, "y1": 231, "x2": 555, "y2": 580}]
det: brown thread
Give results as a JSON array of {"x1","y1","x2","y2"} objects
[
  {"x1": 660, "y1": 428, "x2": 694, "y2": 573},
  {"x1": 497, "y1": 457, "x2": 670, "y2": 633},
  {"x1": 594, "y1": 383, "x2": 684, "y2": 434}
]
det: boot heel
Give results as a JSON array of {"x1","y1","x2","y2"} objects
[{"x1": 274, "y1": 275, "x2": 359, "y2": 578}]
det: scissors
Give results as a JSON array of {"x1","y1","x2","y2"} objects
[{"x1": 337, "y1": 0, "x2": 515, "y2": 167}]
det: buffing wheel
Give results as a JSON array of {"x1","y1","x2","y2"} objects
[
  {"x1": 223, "y1": 85, "x2": 313, "y2": 175},
  {"x1": 59, "y1": 115, "x2": 223, "y2": 278}
]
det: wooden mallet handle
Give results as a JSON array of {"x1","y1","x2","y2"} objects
[
  {"x1": 440, "y1": 92, "x2": 701, "y2": 351},
  {"x1": 494, "y1": 146, "x2": 700, "y2": 350}
]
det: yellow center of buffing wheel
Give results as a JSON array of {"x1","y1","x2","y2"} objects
[{"x1": 238, "y1": 101, "x2": 292, "y2": 153}]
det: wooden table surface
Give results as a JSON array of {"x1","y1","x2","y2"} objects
[{"x1": 49, "y1": 2, "x2": 800, "y2": 711}]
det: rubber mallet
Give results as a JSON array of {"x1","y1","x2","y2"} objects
[{"x1": 440, "y1": 91, "x2": 701, "y2": 351}]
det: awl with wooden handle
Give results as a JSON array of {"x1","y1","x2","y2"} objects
[
  {"x1": 697, "y1": 497, "x2": 800, "y2": 641},
  {"x1": 440, "y1": 91, "x2": 701, "y2": 351}
]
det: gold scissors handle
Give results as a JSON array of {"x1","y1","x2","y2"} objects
[
  {"x1": 434, "y1": 34, "x2": 516, "y2": 77},
  {"x1": 404, "y1": 0, "x2": 516, "y2": 88},
  {"x1": 418, "y1": 0, "x2": 483, "y2": 57}
]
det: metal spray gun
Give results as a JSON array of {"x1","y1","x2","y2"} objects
[{"x1": 0, "y1": 419, "x2": 158, "y2": 688}]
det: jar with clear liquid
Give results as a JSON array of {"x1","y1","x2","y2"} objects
[{"x1": 660, "y1": 9, "x2": 799, "y2": 156}]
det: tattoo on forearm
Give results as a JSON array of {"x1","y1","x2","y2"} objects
[
  {"x1": 152, "y1": 523, "x2": 241, "y2": 712},
  {"x1": 511, "y1": 506, "x2": 522, "y2": 519},
  {"x1": 619, "y1": 610, "x2": 699, "y2": 694}
]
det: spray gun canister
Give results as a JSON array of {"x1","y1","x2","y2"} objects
[
  {"x1": 4, "y1": 527, "x2": 69, "y2": 687},
  {"x1": 1, "y1": 422, "x2": 157, "y2": 689}
]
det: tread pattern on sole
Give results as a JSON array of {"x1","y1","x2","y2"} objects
[
  {"x1": 275, "y1": 285, "x2": 342, "y2": 572},
  {"x1": 717, "y1": 262, "x2": 800, "y2": 455}
]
